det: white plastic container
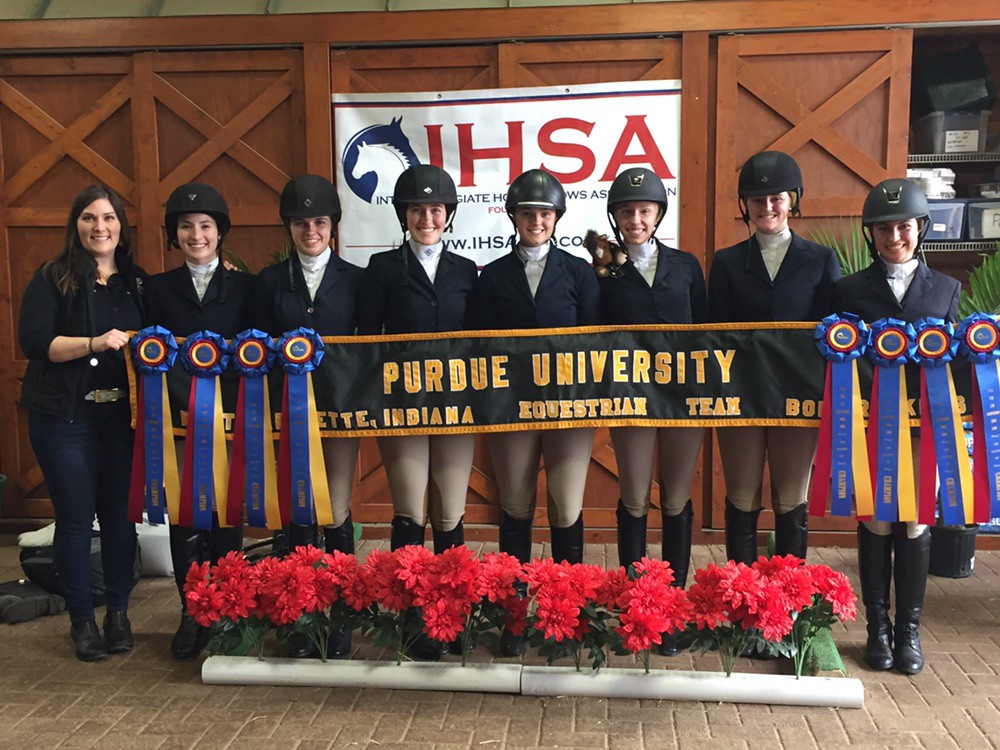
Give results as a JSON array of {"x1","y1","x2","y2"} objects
[
  {"x1": 967, "y1": 201, "x2": 1000, "y2": 239},
  {"x1": 926, "y1": 199, "x2": 967, "y2": 240}
]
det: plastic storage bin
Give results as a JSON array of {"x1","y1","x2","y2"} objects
[
  {"x1": 925, "y1": 199, "x2": 967, "y2": 240},
  {"x1": 971, "y1": 183, "x2": 1000, "y2": 199},
  {"x1": 911, "y1": 110, "x2": 990, "y2": 154},
  {"x1": 967, "y1": 201, "x2": 1000, "y2": 240}
]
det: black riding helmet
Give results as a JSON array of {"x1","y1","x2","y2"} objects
[
  {"x1": 164, "y1": 183, "x2": 230, "y2": 250},
  {"x1": 861, "y1": 178, "x2": 930, "y2": 260},
  {"x1": 737, "y1": 151, "x2": 803, "y2": 221},
  {"x1": 505, "y1": 169, "x2": 566, "y2": 222},
  {"x1": 606, "y1": 167, "x2": 668, "y2": 245},
  {"x1": 392, "y1": 164, "x2": 458, "y2": 232},
  {"x1": 279, "y1": 174, "x2": 341, "y2": 225}
]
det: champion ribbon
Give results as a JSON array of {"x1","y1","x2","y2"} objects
[
  {"x1": 913, "y1": 319, "x2": 973, "y2": 526},
  {"x1": 127, "y1": 326, "x2": 180, "y2": 525},
  {"x1": 276, "y1": 328, "x2": 332, "y2": 528},
  {"x1": 809, "y1": 313, "x2": 873, "y2": 518},
  {"x1": 178, "y1": 331, "x2": 231, "y2": 530},
  {"x1": 957, "y1": 313, "x2": 1000, "y2": 523},
  {"x1": 227, "y1": 329, "x2": 281, "y2": 530},
  {"x1": 866, "y1": 319, "x2": 917, "y2": 523}
]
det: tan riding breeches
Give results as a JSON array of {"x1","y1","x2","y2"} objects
[
  {"x1": 717, "y1": 426, "x2": 818, "y2": 514},
  {"x1": 610, "y1": 426, "x2": 704, "y2": 518}
]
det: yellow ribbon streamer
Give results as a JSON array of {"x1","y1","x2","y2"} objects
[
  {"x1": 851, "y1": 361, "x2": 874, "y2": 518},
  {"x1": 307, "y1": 374, "x2": 333, "y2": 526}
]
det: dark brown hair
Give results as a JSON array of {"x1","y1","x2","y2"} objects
[{"x1": 44, "y1": 184, "x2": 132, "y2": 295}]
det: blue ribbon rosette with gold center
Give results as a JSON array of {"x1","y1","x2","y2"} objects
[
  {"x1": 912, "y1": 319, "x2": 973, "y2": 526},
  {"x1": 866, "y1": 318, "x2": 918, "y2": 523},
  {"x1": 957, "y1": 312, "x2": 1000, "y2": 524},
  {"x1": 127, "y1": 326, "x2": 180, "y2": 526},
  {"x1": 275, "y1": 327, "x2": 332, "y2": 528},
  {"x1": 809, "y1": 313, "x2": 874, "y2": 519},
  {"x1": 226, "y1": 329, "x2": 281, "y2": 530},
  {"x1": 178, "y1": 330, "x2": 231, "y2": 531}
]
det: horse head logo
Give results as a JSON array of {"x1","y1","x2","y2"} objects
[{"x1": 341, "y1": 117, "x2": 420, "y2": 203}]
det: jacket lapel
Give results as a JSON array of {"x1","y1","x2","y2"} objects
[
  {"x1": 771, "y1": 233, "x2": 808, "y2": 285},
  {"x1": 744, "y1": 235, "x2": 773, "y2": 287}
]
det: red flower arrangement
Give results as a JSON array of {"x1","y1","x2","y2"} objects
[{"x1": 685, "y1": 556, "x2": 856, "y2": 677}]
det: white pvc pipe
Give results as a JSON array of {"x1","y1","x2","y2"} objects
[
  {"x1": 520, "y1": 666, "x2": 864, "y2": 708},
  {"x1": 201, "y1": 656, "x2": 522, "y2": 694}
]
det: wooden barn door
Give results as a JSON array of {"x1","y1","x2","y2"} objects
[
  {"x1": 711, "y1": 29, "x2": 913, "y2": 534},
  {"x1": 333, "y1": 38, "x2": 703, "y2": 541},
  {"x1": 0, "y1": 49, "x2": 313, "y2": 519}
]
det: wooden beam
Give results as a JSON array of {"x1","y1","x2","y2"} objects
[
  {"x1": 0, "y1": 1, "x2": 996, "y2": 51},
  {"x1": 302, "y1": 42, "x2": 332, "y2": 178}
]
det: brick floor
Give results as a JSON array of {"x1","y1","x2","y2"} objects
[{"x1": 1, "y1": 534, "x2": 999, "y2": 749}]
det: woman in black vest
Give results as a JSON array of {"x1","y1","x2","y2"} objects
[
  {"x1": 255, "y1": 174, "x2": 363, "y2": 659},
  {"x1": 478, "y1": 168, "x2": 601, "y2": 656},
  {"x1": 145, "y1": 183, "x2": 254, "y2": 659},
  {"x1": 708, "y1": 151, "x2": 840, "y2": 563},
  {"x1": 833, "y1": 178, "x2": 959, "y2": 675},
  {"x1": 18, "y1": 184, "x2": 147, "y2": 661},
  {"x1": 597, "y1": 167, "x2": 707, "y2": 654}
]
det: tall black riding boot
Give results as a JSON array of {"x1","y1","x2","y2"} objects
[
  {"x1": 550, "y1": 514, "x2": 584, "y2": 565},
  {"x1": 324, "y1": 514, "x2": 356, "y2": 659},
  {"x1": 286, "y1": 523, "x2": 321, "y2": 658},
  {"x1": 287, "y1": 523, "x2": 318, "y2": 552},
  {"x1": 616, "y1": 500, "x2": 647, "y2": 569},
  {"x1": 774, "y1": 504, "x2": 809, "y2": 560},
  {"x1": 210, "y1": 521, "x2": 244, "y2": 563},
  {"x1": 499, "y1": 511, "x2": 534, "y2": 657},
  {"x1": 390, "y1": 516, "x2": 444, "y2": 661},
  {"x1": 169, "y1": 525, "x2": 209, "y2": 659},
  {"x1": 892, "y1": 525, "x2": 930, "y2": 675},
  {"x1": 724, "y1": 498, "x2": 759, "y2": 565},
  {"x1": 857, "y1": 524, "x2": 894, "y2": 670},
  {"x1": 657, "y1": 500, "x2": 693, "y2": 656},
  {"x1": 432, "y1": 519, "x2": 465, "y2": 554}
]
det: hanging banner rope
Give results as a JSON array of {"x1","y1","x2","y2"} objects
[
  {"x1": 809, "y1": 313, "x2": 873, "y2": 518},
  {"x1": 178, "y1": 331, "x2": 231, "y2": 530},
  {"x1": 866, "y1": 319, "x2": 918, "y2": 523},
  {"x1": 956, "y1": 313, "x2": 1000, "y2": 524},
  {"x1": 276, "y1": 327, "x2": 332, "y2": 528},
  {"x1": 227, "y1": 329, "x2": 281, "y2": 530},
  {"x1": 913, "y1": 319, "x2": 973, "y2": 526},
  {"x1": 127, "y1": 326, "x2": 179, "y2": 525}
]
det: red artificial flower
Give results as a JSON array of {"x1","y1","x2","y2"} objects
[
  {"x1": 753, "y1": 580, "x2": 795, "y2": 641},
  {"x1": 185, "y1": 578, "x2": 223, "y2": 626},
  {"x1": 475, "y1": 552, "x2": 523, "y2": 603},
  {"x1": 811, "y1": 564, "x2": 858, "y2": 621}
]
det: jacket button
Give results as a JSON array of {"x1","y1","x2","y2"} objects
[
  {"x1": 430, "y1": 301, "x2": 438, "y2": 308},
  {"x1": 306, "y1": 306, "x2": 314, "y2": 314}
]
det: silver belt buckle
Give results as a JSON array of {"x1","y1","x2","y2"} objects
[{"x1": 91, "y1": 389, "x2": 122, "y2": 403}]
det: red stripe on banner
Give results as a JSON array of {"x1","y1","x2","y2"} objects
[
  {"x1": 276, "y1": 377, "x2": 291, "y2": 527},
  {"x1": 178, "y1": 380, "x2": 197, "y2": 528},
  {"x1": 918, "y1": 374, "x2": 938, "y2": 525},
  {"x1": 128, "y1": 379, "x2": 146, "y2": 524},
  {"x1": 226, "y1": 379, "x2": 247, "y2": 528},
  {"x1": 809, "y1": 364, "x2": 834, "y2": 518},
  {"x1": 972, "y1": 369, "x2": 991, "y2": 523}
]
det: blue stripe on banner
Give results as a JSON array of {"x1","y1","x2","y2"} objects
[
  {"x1": 926, "y1": 367, "x2": 965, "y2": 526},
  {"x1": 244, "y1": 377, "x2": 267, "y2": 528},
  {"x1": 287, "y1": 374, "x2": 313, "y2": 526},
  {"x1": 875, "y1": 368, "x2": 901, "y2": 523},
  {"x1": 830, "y1": 361, "x2": 854, "y2": 517},
  {"x1": 976, "y1": 362, "x2": 1000, "y2": 518},
  {"x1": 143, "y1": 374, "x2": 166, "y2": 524},
  {"x1": 190, "y1": 379, "x2": 216, "y2": 530}
]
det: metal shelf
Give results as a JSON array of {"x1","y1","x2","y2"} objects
[
  {"x1": 908, "y1": 152, "x2": 1000, "y2": 165},
  {"x1": 922, "y1": 240, "x2": 999, "y2": 253}
]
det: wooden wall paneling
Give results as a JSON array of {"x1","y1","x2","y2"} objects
[
  {"x1": 131, "y1": 52, "x2": 163, "y2": 273},
  {"x1": 329, "y1": 45, "x2": 501, "y2": 535},
  {"x1": 711, "y1": 29, "x2": 913, "y2": 535},
  {"x1": 303, "y1": 43, "x2": 333, "y2": 178}
]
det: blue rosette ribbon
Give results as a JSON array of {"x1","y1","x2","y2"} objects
[
  {"x1": 809, "y1": 313, "x2": 874, "y2": 519},
  {"x1": 226, "y1": 329, "x2": 281, "y2": 530},
  {"x1": 127, "y1": 326, "x2": 180, "y2": 526},
  {"x1": 275, "y1": 327, "x2": 332, "y2": 528},
  {"x1": 957, "y1": 312, "x2": 1000, "y2": 524},
  {"x1": 865, "y1": 318, "x2": 918, "y2": 523},
  {"x1": 912, "y1": 319, "x2": 973, "y2": 526},
  {"x1": 178, "y1": 330, "x2": 231, "y2": 531}
]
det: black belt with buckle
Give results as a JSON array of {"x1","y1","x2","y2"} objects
[{"x1": 84, "y1": 388, "x2": 126, "y2": 403}]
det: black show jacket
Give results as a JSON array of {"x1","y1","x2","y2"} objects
[
  {"x1": 599, "y1": 241, "x2": 708, "y2": 324},
  {"x1": 145, "y1": 264, "x2": 255, "y2": 338},
  {"x1": 832, "y1": 261, "x2": 960, "y2": 325}
]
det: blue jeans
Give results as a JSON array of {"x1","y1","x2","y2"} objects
[{"x1": 29, "y1": 403, "x2": 137, "y2": 622}]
